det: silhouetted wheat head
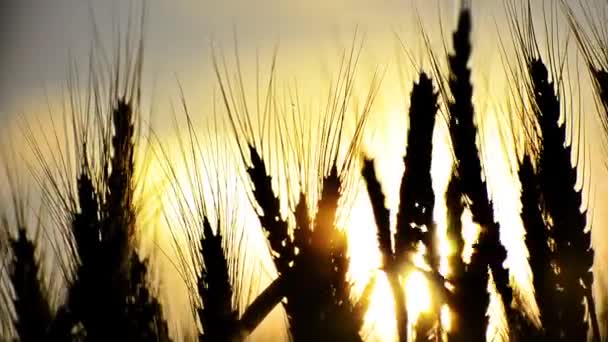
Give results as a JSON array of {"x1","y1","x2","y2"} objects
[
  {"x1": 156, "y1": 103, "x2": 272, "y2": 341},
  {"x1": 0, "y1": 145, "x2": 62, "y2": 341},
  {"x1": 198, "y1": 218, "x2": 237, "y2": 341},
  {"x1": 212, "y1": 37, "x2": 382, "y2": 340},
  {"x1": 425, "y1": 4, "x2": 514, "y2": 340},
  {"x1": 517, "y1": 153, "x2": 558, "y2": 339},
  {"x1": 507, "y1": 1, "x2": 599, "y2": 340},
  {"x1": 292, "y1": 42, "x2": 382, "y2": 341},
  {"x1": 18, "y1": 16, "x2": 173, "y2": 340},
  {"x1": 363, "y1": 71, "x2": 440, "y2": 341},
  {"x1": 396, "y1": 73, "x2": 437, "y2": 263},
  {"x1": 67, "y1": 95, "x2": 171, "y2": 341},
  {"x1": 212, "y1": 47, "x2": 302, "y2": 337},
  {"x1": 212, "y1": 47, "x2": 297, "y2": 283},
  {"x1": 1, "y1": 193, "x2": 52, "y2": 342},
  {"x1": 7, "y1": 228, "x2": 51, "y2": 341}
]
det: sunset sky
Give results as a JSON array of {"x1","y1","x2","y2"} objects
[
  {"x1": 1, "y1": 0, "x2": 607, "y2": 340},
  {"x1": 0, "y1": 0, "x2": 516, "y2": 120}
]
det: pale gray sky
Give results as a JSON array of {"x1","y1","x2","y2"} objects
[{"x1": 0, "y1": 0, "x2": 510, "y2": 120}]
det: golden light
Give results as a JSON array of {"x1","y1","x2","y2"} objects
[
  {"x1": 361, "y1": 270, "x2": 436, "y2": 341},
  {"x1": 404, "y1": 270, "x2": 432, "y2": 322},
  {"x1": 363, "y1": 272, "x2": 398, "y2": 341},
  {"x1": 440, "y1": 305, "x2": 452, "y2": 332},
  {"x1": 461, "y1": 209, "x2": 481, "y2": 264}
]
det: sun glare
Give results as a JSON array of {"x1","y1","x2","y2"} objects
[
  {"x1": 440, "y1": 305, "x2": 452, "y2": 332},
  {"x1": 364, "y1": 273, "x2": 398, "y2": 341},
  {"x1": 404, "y1": 271, "x2": 432, "y2": 321},
  {"x1": 461, "y1": 209, "x2": 481, "y2": 264}
]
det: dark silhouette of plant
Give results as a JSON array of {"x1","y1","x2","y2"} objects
[
  {"x1": 60, "y1": 98, "x2": 171, "y2": 341},
  {"x1": 434, "y1": 5, "x2": 514, "y2": 340},
  {"x1": 529, "y1": 58, "x2": 596, "y2": 342},
  {"x1": 517, "y1": 153, "x2": 558, "y2": 340},
  {"x1": 21, "y1": 24, "x2": 173, "y2": 340},
  {"x1": 443, "y1": 173, "x2": 487, "y2": 342},
  {"x1": 362, "y1": 72, "x2": 440, "y2": 341},
  {"x1": 0, "y1": 148, "x2": 56, "y2": 341},
  {"x1": 5, "y1": 227, "x2": 52, "y2": 341},
  {"x1": 213, "y1": 40, "x2": 380, "y2": 340},
  {"x1": 197, "y1": 217, "x2": 238, "y2": 341},
  {"x1": 397, "y1": 72, "x2": 441, "y2": 342},
  {"x1": 157, "y1": 107, "x2": 257, "y2": 341},
  {"x1": 507, "y1": 2, "x2": 599, "y2": 339}
]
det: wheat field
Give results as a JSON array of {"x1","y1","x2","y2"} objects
[{"x1": 1, "y1": 0, "x2": 607, "y2": 341}]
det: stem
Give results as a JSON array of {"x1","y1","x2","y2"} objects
[{"x1": 238, "y1": 276, "x2": 285, "y2": 337}]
